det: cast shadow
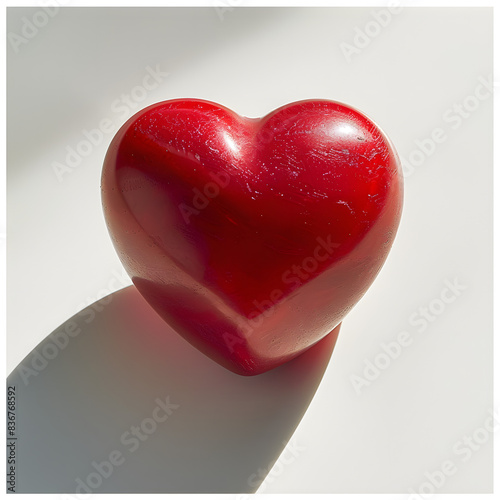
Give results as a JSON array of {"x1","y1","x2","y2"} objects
[{"x1": 8, "y1": 286, "x2": 339, "y2": 493}]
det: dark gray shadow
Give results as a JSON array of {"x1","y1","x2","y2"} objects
[{"x1": 7, "y1": 286, "x2": 338, "y2": 493}]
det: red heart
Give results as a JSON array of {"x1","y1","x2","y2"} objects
[{"x1": 101, "y1": 99, "x2": 403, "y2": 375}]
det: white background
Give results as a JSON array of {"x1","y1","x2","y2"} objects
[{"x1": 6, "y1": 3, "x2": 495, "y2": 496}]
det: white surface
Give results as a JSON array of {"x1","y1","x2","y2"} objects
[
  {"x1": 7, "y1": 6, "x2": 493, "y2": 494},
  {"x1": 8, "y1": 286, "x2": 337, "y2": 493}
]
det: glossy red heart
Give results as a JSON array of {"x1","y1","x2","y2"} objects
[{"x1": 101, "y1": 99, "x2": 403, "y2": 375}]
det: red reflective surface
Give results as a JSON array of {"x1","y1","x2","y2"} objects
[{"x1": 101, "y1": 99, "x2": 403, "y2": 375}]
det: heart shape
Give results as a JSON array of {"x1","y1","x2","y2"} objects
[{"x1": 101, "y1": 99, "x2": 403, "y2": 375}]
